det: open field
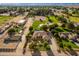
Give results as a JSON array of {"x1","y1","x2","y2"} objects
[
  {"x1": 65, "y1": 6, "x2": 79, "y2": 8},
  {"x1": 69, "y1": 16, "x2": 79, "y2": 23},
  {"x1": 0, "y1": 16, "x2": 13, "y2": 26}
]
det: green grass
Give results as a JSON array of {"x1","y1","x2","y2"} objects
[
  {"x1": 69, "y1": 16, "x2": 79, "y2": 23},
  {"x1": 14, "y1": 26, "x2": 22, "y2": 33},
  {"x1": 32, "y1": 16, "x2": 59, "y2": 31},
  {"x1": 32, "y1": 19, "x2": 48, "y2": 30},
  {"x1": 0, "y1": 16, "x2": 13, "y2": 26},
  {"x1": 48, "y1": 16, "x2": 59, "y2": 23},
  {"x1": 62, "y1": 40, "x2": 79, "y2": 48},
  {"x1": 54, "y1": 27, "x2": 68, "y2": 33}
]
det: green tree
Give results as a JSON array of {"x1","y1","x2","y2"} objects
[
  {"x1": 8, "y1": 28, "x2": 16, "y2": 37},
  {"x1": 41, "y1": 25, "x2": 48, "y2": 31}
]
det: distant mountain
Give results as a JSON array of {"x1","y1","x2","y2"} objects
[{"x1": 0, "y1": 3, "x2": 79, "y2": 6}]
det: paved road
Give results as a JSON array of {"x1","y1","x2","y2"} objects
[
  {"x1": 49, "y1": 36, "x2": 69, "y2": 56},
  {"x1": 16, "y1": 18, "x2": 33, "y2": 55}
]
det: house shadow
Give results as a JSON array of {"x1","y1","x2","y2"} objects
[
  {"x1": 23, "y1": 40, "x2": 28, "y2": 55},
  {"x1": 61, "y1": 49, "x2": 70, "y2": 56},
  {"x1": 23, "y1": 48, "x2": 26, "y2": 55},
  {"x1": 67, "y1": 48, "x2": 78, "y2": 56},
  {"x1": 46, "y1": 49, "x2": 54, "y2": 56},
  {"x1": 32, "y1": 50, "x2": 41, "y2": 56}
]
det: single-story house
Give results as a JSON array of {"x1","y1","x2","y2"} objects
[
  {"x1": 17, "y1": 19, "x2": 26, "y2": 25},
  {"x1": 32, "y1": 31, "x2": 50, "y2": 41},
  {"x1": 73, "y1": 23, "x2": 79, "y2": 27},
  {"x1": 34, "y1": 16, "x2": 46, "y2": 21},
  {"x1": 58, "y1": 32, "x2": 76, "y2": 39}
]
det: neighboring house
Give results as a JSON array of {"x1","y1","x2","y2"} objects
[
  {"x1": 17, "y1": 19, "x2": 26, "y2": 25},
  {"x1": 71, "y1": 35, "x2": 79, "y2": 43},
  {"x1": 9, "y1": 11, "x2": 20, "y2": 16},
  {"x1": 12, "y1": 19, "x2": 26, "y2": 27},
  {"x1": 73, "y1": 23, "x2": 79, "y2": 27},
  {"x1": 34, "y1": 16, "x2": 46, "y2": 21},
  {"x1": 0, "y1": 23, "x2": 12, "y2": 34},
  {"x1": 32, "y1": 31, "x2": 50, "y2": 41},
  {"x1": 58, "y1": 32, "x2": 76, "y2": 39},
  {"x1": 0, "y1": 13, "x2": 10, "y2": 16}
]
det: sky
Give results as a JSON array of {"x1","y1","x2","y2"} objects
[
  {"x1": 0, "y1": 3, "x2": 79, "y2": 6},
  {"x1": 0, "y1": 0, "x2": 78, "y2": 6},
  {"x1": 0, "y1": 0, "x2": 79, "y2": 3}
]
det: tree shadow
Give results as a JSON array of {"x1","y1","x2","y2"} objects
[
  {"x1": 67, "y1": 48, "x2": 78, "y2": 56},
  {"x1": 32, "y1": 50, "x2": 41, "y2": 56},
  {"x1": 46, "y1": 49, "x2": 54, "y2": 56}
]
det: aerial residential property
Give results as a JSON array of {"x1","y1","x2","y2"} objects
[{"x1": 0, "y1": 3, "x2": 79, "y2": 56}]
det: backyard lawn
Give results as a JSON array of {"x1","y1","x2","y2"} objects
[
  {"x1": 32, "y1": 19, "x2": 48, "y2": 30},
  {"x1": 0, "y1": 16, "x2": 13, "y2": 26}
]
